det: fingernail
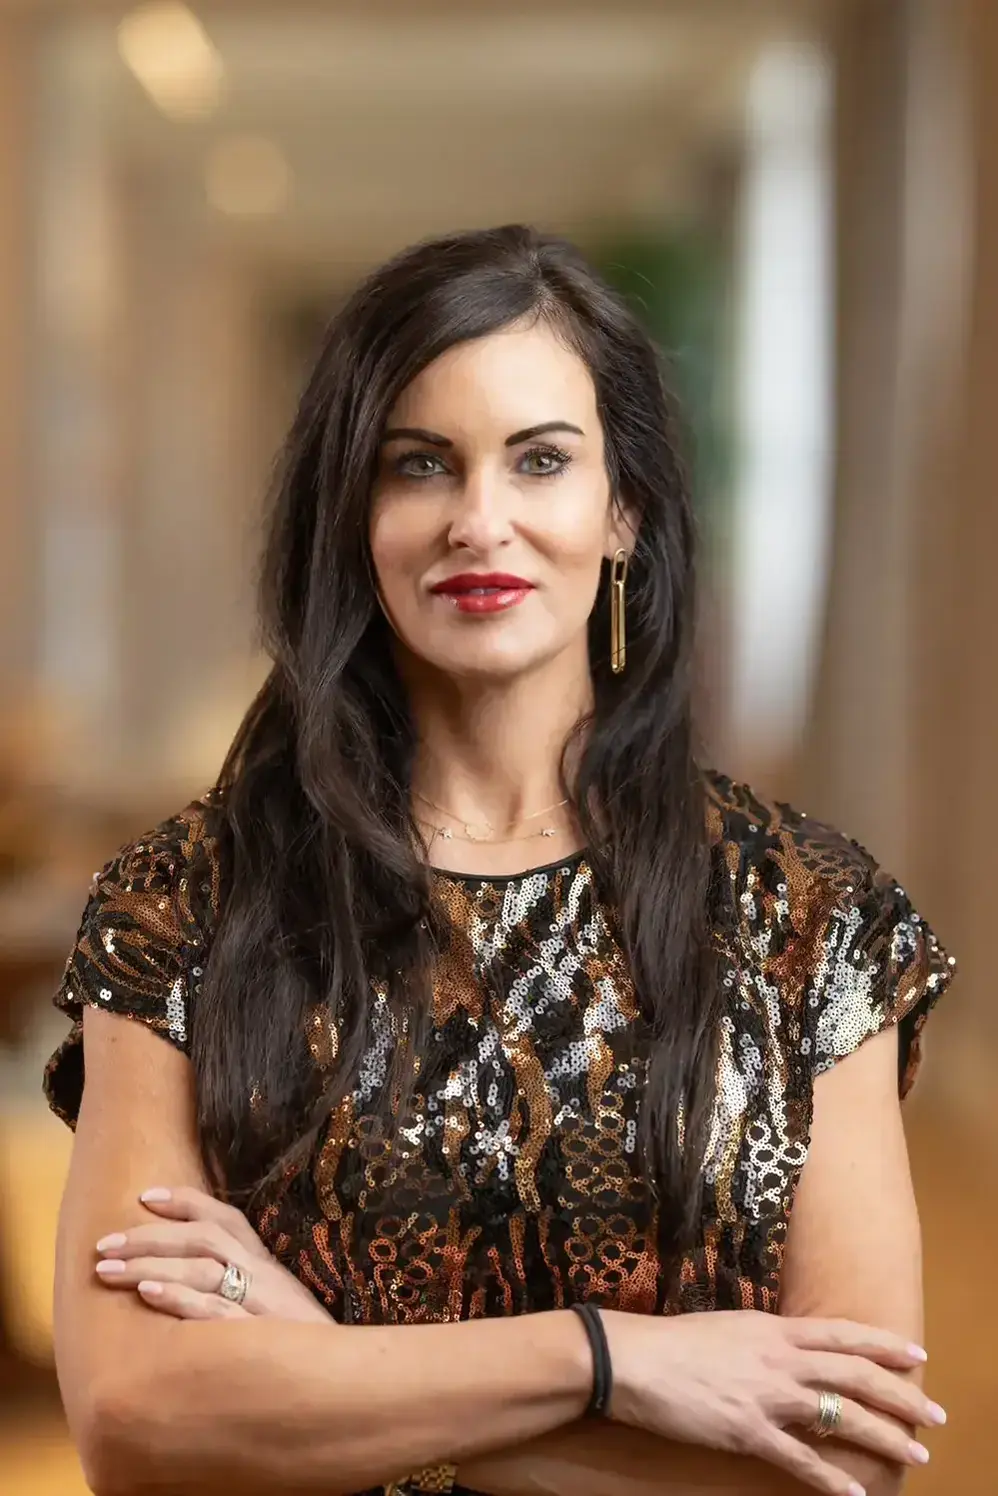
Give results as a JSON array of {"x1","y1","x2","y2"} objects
[
  {"x1": 95, "y1": 1259, "x2": 126, "y2": 1275},
  {"x1": 927, "y1": 1401, "x2": 947, "y2": 1425},
  {"x1": 908, "y1": 1343, "x2": 928, "y2": 1362},
  {"x1": 137, "y1": 1281, "x2": 163, "y2": 1297},
  {"x1": 96, "y1": 1234, "x2": 126, "y2": 1252},
  {"x1": 847, "y1": 1483, "x2": 866, "y2": 1496},
  {"x1": 909, "y1": 1442, "x2": 930, "y2": 1465},
  {"x1": 140, "y1": 1188, "x2": 172, "y2": 1203}
]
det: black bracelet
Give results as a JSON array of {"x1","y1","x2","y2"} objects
[{"x1": 570, "y1": 1301, "x2": 612, "y2": 1418}]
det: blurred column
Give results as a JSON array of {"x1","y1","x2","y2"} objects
[
  {"x1": 0, "y1": 19, "x2": 32, "y2": 706},
  {"x1": 798, "y1": 0, "x2": 981, "y2": 1113},
  {"x1": 794, "y1": 0, "x2": 916, "y2": 863},
  {"x1": 797, "y1": 0, "x2": 972, "y2": 863},
  {"x1": 31, "y1": 24, "x2": 266, "y2": 808},
  {"x1": 121, "y1": 187, "x2": 266, "y2": 800},
  {"x1": 916, "y1": 0, "x2": 998, "y2": 1111},
  {"x1": 33, "y1": 27, "x2": 129, "y2": 797},
  {"x1": 726, "y1": 43, "x2": 835, "y2": 783}
]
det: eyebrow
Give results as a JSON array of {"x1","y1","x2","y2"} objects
[{"x1": 379, "y1": 421, "x2": 585, "y2": 448}]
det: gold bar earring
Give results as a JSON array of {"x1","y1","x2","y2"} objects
[{"x1": 610, "y1": 548, "x2": 628, "y2": 675}]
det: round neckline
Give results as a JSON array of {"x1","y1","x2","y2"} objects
[{"x1": 430, "y1": 847, "x2": 588, "y2": 888}]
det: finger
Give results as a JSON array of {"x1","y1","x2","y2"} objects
[
  {"x1": 755, "y1": 1428, "x2": 865, "y2": 1496},
  {"x1": 790, "y1": 1318, "x2": 926, "y2": 1369},
  {"x1": 96, "y1": 1220, "x2": 245, "y2": 1267},
  {"x1": 136, "y1": 1280, "x2": 251, "y2": 1321},
  {"x1": 778, "y1": 1388, "x2": 930, "y2": 1471},
  {"x1": 139, "y1": 1187, "x2": 270, "y2": 1260},
  {"x1": 96, "y1": 1255, "x2": 239, "y2": 1301},
  {"x1": 800, "y1": 1351, "x2": 947, "y2": 1429},
  {"x1": 816, "y1": 1397, "x2": 931, "y2": 1470}
]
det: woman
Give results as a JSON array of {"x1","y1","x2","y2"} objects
[{"x1": 46, "y1": 225, "x2": 953, "y2": 1496}]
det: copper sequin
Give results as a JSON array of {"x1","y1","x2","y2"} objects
[{"x1": 43, "y1": 773, "x2": 954, "y2": 1493}]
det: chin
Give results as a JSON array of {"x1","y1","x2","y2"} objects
[
  {"x1": 420, "y1": 636, "x2": 558, "y2": 683},
  {"x1": 437, "y1": 652, "x2": 545, "y2": 683}
]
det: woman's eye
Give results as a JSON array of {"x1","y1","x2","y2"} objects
[
  {"x1": 394, "y1": 451, "x2": 447, "y2": 479},
  {"x1": 520, "y1": 445, "x2": 572, "y2": 477},
  {"x1": 389, "y1": 445, "x2": 571, "y2": 480}
]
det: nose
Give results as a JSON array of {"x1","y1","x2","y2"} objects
[{"x1": 446, "y1": 463, "x2": 515, "y2": 554}]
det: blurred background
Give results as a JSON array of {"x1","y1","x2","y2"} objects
[{"x1": 0, "y1": 0, "x2": 992, "y2": 1489}]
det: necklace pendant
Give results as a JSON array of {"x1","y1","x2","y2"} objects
[
  {"x1": 541, "y1": 826, "x2": 555, "y2": 837},
  {"x1": 438, "y1": 827, "x2": 453, "y2": 840}
]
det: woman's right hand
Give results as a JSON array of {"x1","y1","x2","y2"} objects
[{"x1": 600, "y1": 1309, "x2": 945, "y2": 1496}]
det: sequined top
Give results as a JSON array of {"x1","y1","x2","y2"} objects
[{"x1": 44, "y1": 770, "x2": 954, "y2": 1491}]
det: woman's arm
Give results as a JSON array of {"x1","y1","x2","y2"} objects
[
  {"x1": 62, "y1": 1012, "x2": 935, "y2": 1496},
  {"x1": 775, "y1": 1024, "x2": 930, "y2": 1496},
  {"x1": 459, "y1": 1026, "x2": 936, "y2": 1496},
  {"x1": 461, "y1": 1423, "x2": 806, "y2": 1496},
  {"x1": 58, "y1": 1009, "x2": 593, "y2": 1496}
]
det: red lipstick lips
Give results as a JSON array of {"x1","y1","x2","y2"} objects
[{"x1": 431, "y1": 572, "x2": 534, "y2": 615}]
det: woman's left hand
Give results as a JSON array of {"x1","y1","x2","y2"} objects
[{"x1": 94, "y1": 1185, "x2": 333, "y2": 1326}]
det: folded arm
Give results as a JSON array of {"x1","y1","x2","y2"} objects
[
  {"x1": 459, "y1": 1026, "x2": 930, "y2": 1496},
  {"x1": 59, "y1": 1014, "x2": 933, "y2": 1496},
  {"x1": 57, "y1": 1010, "x2": 594, "y2": 1496}
]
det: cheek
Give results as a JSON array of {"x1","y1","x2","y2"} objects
[
  {"x1": 532, "y1": 484, "x2": 612, "y2": 576},
  {"x1": 369, "y1": 500, "x2": 425, "y2": 592},
  {"x1": 533, "y1": 530, "x2": 608, "y2": 633}
]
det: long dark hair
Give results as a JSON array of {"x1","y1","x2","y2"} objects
[{"x1": 194, "y1": 224, "x2": 722, "y2": 1268}]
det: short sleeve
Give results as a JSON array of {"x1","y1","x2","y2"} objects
[
  {"x1": 806, "y1": 861, "x2": 955, "y2": 1099},
  {"x1": 43, "y1": 802, "x2": 220, "y2": 1129}
]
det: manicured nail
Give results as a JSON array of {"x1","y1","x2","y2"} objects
[
  {"x1": 927, "y1": 1401, "x2": 947, "y2": 1425},
  {"x1": 95, "y1": 1259, "x2": 126, "y2": 1275},
  {"x1": 96, "y1": 1233, "x2": 126, "y2": 1252},
  {"x1": 909, "y1": 1442, "x2": 930, "y2": 1464},
  {"x1": 908, "y1": 1343, "x2": 928, "y2": 1363},
  {"x1": 140, "y1": 1188, "x2": 172, "y2": 1203},
  {"x1": 137, "y1": 1281, "x2": 163, "y2": 1297},
  {"x1": 847, "y1": 1483, "x2": 866, "y2": 1496}
]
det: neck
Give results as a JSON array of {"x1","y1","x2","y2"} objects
[{"x1": 404, "y1": 646, "x2": 592, "y2": 831}]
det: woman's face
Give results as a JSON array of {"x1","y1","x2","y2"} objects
[{"x1": 369, "y1": 320, "x2": 630, "y2": 683}]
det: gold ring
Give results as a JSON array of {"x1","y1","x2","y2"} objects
[
  {"x1": 810, "y1": 1389, "x2": 843, "y2": 1439},
  {"x1": 218, "y1": 1261, "x2": 250, "y2": 1305}
]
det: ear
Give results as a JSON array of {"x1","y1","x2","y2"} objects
[{"x1": 604, "y1": 495, "x2": 638, "y2": 560}]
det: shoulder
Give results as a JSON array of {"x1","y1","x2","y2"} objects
[
  {"x1": 703, "y1": 767, "x2": 881, "y2": 902},
  {"x1": 702, "y1": 764, "x2": 939, "y2": 962},
  {"x1": 80, "y1": 787, "x2": 229, "y2": 948},
  {"x1": 44, "y1": 789, "x2": 230, "y2": 1127},
  {"x1": 110, "y1": 787, "x2": 226, "y2": 891},
  {"x1": 702, "y1": 768, "x2": 955, "y2": 1096}
]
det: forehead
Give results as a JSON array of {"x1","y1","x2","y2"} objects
[{"x1": 385, "y1": 321, "x2": 598, "y2": 430}]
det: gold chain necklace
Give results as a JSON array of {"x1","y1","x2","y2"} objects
[{"x1": 412, "y1": 789, "x2": 569, "y2": 844}]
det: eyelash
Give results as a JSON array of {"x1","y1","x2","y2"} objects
[{"x1": 391, "y1": 443, "x2": 573, "y2": 481}]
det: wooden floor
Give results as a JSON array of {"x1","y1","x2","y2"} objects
[{"x1": 0, "y1": 1100, "x2": 989, "y2": 1495}]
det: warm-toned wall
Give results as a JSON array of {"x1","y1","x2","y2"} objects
[
  {"x1": 924, "y1": 0, "x2": 998, "y2": 1093},
  {"x1": 0, "y1": 21, "x2": 31, "y2": 707},
  {"x1": 798, "y1": 0, "x2": 992, "y2": 1124},
  {"x1": 797, "y1": 0, "x2": 911, "y2": 862}
]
